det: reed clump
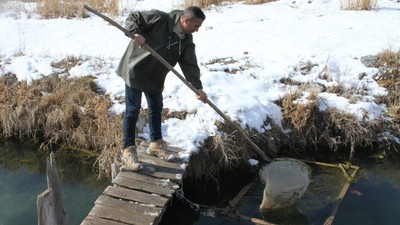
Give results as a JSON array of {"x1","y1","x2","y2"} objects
[
  {"x1": 183, "y1": 0, "x2": 276, "y2": 9},
  {"x1": 374, "y1": 48, "x2": 400, "y2": 151},
  {"x1": 280, "y1": 91, "x2": 391, "y2": 159},
  {"x1": 36, "y1": 0, "x2": 119, "y2": 18},
  {"x1": 340, "y1": 0, "x2": 377, "y2": 10},
  {"x1": 0, "y1": 70, "x2": 122, "y2": 177},
  {"x1": 184, "y1": 117, "x2": 285, "y2": 181}
]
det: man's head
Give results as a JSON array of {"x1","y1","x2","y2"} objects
[{"x1": 180, "y1": 6, "x2": 206, "y2": 34}]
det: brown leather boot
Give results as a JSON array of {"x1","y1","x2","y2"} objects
[
  {"x1": 146, "y1": 139, "x2": 174, "y2": 162},
  {"x1": 121, "y1": 145, "x2": 142, "y2": 171}
]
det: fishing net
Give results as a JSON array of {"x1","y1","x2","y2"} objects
[{"x1": 259, "y1": 158, "x2": 311, "y2": 210}]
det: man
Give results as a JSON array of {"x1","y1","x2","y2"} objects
[{"x1": 116, "y1": 6, "x2": 208, "y2": 170}]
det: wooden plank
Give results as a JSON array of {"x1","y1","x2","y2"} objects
[
  {"x1": 112, "y1": 173, "x2": 175, "y2": 197},
  {"x1": 116, "y1": 171, "x2": 179, "y2": 190},
  {"x1": 139, "y1": 163, "x2": 183, "y2": 182},
  {"x1": 137, "y1": 152, "x2": 186, "y2": 170},
  {"x1": 122, "y1": 161, "x2": 183, "y2": 183},
  {"x1": 81, "y1": 215, "x2": 127, "y2": 225},
  {"x1": 95, "y1": 195, "x2": 163, "y2": 216},
  {"x1": 137, "y1": 140, "x2": 183, "y2": 155},
  {"x1": 103, "y1": 186, "x2": 169, "y2": 207},
  {"x1": 88, "y1": 204, "x2": 154, "y2": 225}
]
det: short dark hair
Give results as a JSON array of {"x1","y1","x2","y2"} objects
[{"x1": 184, "y1": 6, "x2": 206, "y2": 20}]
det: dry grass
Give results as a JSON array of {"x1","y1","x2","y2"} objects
[
  {"x1": 376, "y1": 48, "x2": 400, "y2": 83},
  {"x1": 2, "y1": 53, "x2": 284, "y2": 179},
  {"x1": 1, "y1": 0, "x2": 118, "y2": 18},
  {"x1": 243, "y1": 0, "x2": 276, "y2": 5},
  {"x1": 183, "y1": 0, "x2": 275, "y2": 8},
  {"x1": 184, "y1": 116, "x2": 284, "y2": 181},
  {"x1": 341, "y1": 0, "x2": 377, "y2": 10},
  {"x1": 374, "y1": 48, "x2": 400, "y2": 140},
  {"x1": 281, "y1": 91, "x2": 389, "y2": 159},
  {"x1": 36, "y1": 0, "x2": 118, "y2": 18},
  {"x1": 0, "y1": 62, "x2": 123, "y2": 177}
]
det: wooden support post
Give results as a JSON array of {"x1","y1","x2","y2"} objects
[
  {"x1": 37, "y1": 189, "x2": 56, "y2": 225},
  {"x1": 37, "y1": 152, "x2": 67, "y2": 225},
  {"x1": 111, "y1": 163, "x2": 121, "y2": 181}
]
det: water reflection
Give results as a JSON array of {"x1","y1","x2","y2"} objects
[
  {"x1": 261, "y1": 206, "x2": 308, "y2": 225},
  {"x1": 192, "y1": 157, "x2": 400, "y2": 225},
  {"x1": 0, "y1": 141, "x2": 109, "y2": 225},
  {"x1": 334, "y1": 158, "x2": 400, "y2": 225}
]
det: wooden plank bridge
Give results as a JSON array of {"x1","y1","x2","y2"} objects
[
  {"x1": 37, "y1": 143, "x2": 360, "y2": 225},
  {"x1": 80, "y1": 141, "x2": 186, "y2": 225}
]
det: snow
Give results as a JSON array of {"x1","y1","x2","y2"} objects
[{"x1": 1, "y1": 0, "x2": 399, "y2": 160}]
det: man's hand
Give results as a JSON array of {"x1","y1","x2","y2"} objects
[
  {"x1": 196, "y1": 89, "x2": 208, "y2": 103},
  {"x1": 133, "y1": 34, "x2": 145, "y2": 48}
]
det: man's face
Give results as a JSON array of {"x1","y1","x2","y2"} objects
[{"x1": 181, "y1": 17, "x2": 204, "y2": 34}]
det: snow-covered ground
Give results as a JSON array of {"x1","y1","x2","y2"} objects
[{"x1": 1, "y1": 0, "x2": 399, "y2": 159}]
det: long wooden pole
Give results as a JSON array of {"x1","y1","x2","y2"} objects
[{"x1": 84, "y1": 5, "x2": 270, "y2": 162}]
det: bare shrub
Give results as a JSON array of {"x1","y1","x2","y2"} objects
[
  {"x1": 341, "y1": 0, "x2": 377, "y2": 10},
  {"x1": 37, "y1": 0, "x2": 119, "y2": 19}
]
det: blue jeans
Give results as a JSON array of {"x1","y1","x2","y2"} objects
[{"x1": 123, "y1": 85, "x2": 163, "y2": 148}]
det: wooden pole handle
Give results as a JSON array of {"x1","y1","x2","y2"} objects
[{"x1": 84, "y1": 5, "x2": 271, "y2": 162}]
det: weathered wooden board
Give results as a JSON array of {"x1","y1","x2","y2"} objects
[
  {"x1": 81, "y1": 215, "x2": 127, "y2": 225},
  {"x1": 81, "y1": 140, "x2": 186, "y2": 225},
  {"x1": 116, "y1": 171, "x2": 179, "y2": 190},
  {"x1": 137, "y1": 152, "x2": 186, "y2": 170},
  {"x1": 113, "y1": 172, "x2": 177, "y2": 197},
  {"x1": 136, "y1": 139, "x2": 183, "y2": 154},
  {"x1": 123, "y1": 161, "x2": 184, "y2": 183},
  {"x1": 95, "y1": 195, "x2": 163, "y2": 216},
  {"x1": 104, "y1": 185, "x2": 169, "y2": 207},
  {"x1": 88, "y1": 204, "x2": 155, "y2": 225}
]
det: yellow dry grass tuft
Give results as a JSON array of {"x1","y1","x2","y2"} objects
[
  {"x1": 341, "y1": 0, "x2": 377, "y2": 10},
  {"x1": 0, "y1": 71, "x2": 123, "y2": 177},
  {"x1": 281, "y1": 91, "x2": 390, "y2": 159},
  {"x1": 183, "y1": 0, "x2": 275, "y2": 8},
  {"x1": 374, "y1": 48, "x2": 400, "y2": 132},
  {"x1": 36, "y1": 0, "x2": 119, "y2": 18}
]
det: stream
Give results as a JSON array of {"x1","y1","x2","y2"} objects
[
  {"x1": 1, "y1": 141, "x2": 399, "y2": 225},
  {"x1": 0, "y1": 141, "x2": 109, "y2": 225}
]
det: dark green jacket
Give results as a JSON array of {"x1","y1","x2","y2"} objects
[{"x1": 116, "y1": 9, "x2": 203, "y2": 93}]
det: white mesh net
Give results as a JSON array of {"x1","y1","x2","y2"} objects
[{"x1": 259, "y1": 158, "x2": 311, "y2": 210}]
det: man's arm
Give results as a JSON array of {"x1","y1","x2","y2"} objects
[
  {"x1": 125, "y1": 10, "x2": 163, "y2": 34},
  {"x1": 179, "y1": 40, "x2": 208, "y2": 103}
]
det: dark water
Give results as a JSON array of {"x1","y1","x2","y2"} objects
[
  {"x1": 167, "y1": 157, "x2": 400, "y2": 225},
  {"x1": 0, "y1": 141, "x2": 109, "y2": 225},
  {"x1": 2, "y1": 140, "x2": 400, "y2": 225}
]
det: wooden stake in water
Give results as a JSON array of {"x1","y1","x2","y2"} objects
[{"x1": 37, "y1": 152, "x2": 67, "y2": 225}]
